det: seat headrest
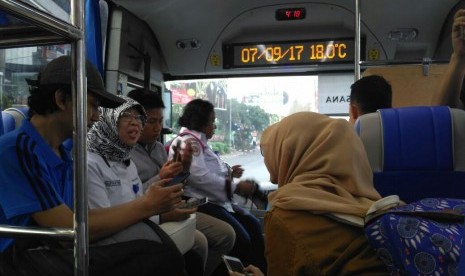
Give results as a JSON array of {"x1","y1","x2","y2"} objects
[
  {"x1": 0, "y1": 110, "x2": 3, "y2": 136},
  {"x1": 355, "y1": 106, "x2": 465, "y2": 172},
  {"x1": 1, "y1": 106, "x2": 29, "y2": 135},
  {"x1": 2, "y1": 111, "x2": 16, "y2": 134}
]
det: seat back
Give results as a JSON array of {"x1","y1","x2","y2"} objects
[
  {"x1": 355, "y1": 106, "x2": 465, "y2": 202},
  {"x1": 1, "y1": 106, "x2": 29, "y2": 134}
]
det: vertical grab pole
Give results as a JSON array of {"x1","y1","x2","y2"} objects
[
  {"x1": 354, "y1": 0, "x2": 361, "y2": 81},
  {"x1": 229, "y1": 98, "x2": 232, "y2": 147},
  {"x1": 71, "y1": 0, "x2": 89, "y2": 275}
]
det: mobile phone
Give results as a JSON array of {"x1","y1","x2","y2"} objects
[
  {"x1": 166, "y1": 171, "x2": 190, "y2": 186},
  {"x1": 182, "y1": 197, "x2": 208, "y2": 209},
  {"x1": 222, "y1": 255, "x2": 248, "y2": 275},
  {"x1": 172, "y1": 140, "x2": 182, "y2": 162}
]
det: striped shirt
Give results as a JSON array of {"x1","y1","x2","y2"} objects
[{"x1": 0, "y1": 120, "x2": 73, "y2": 252}]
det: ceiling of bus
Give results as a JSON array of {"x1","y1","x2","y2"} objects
[{"x1": 111, "y1": 0, "x2": 463, "y2": 77}]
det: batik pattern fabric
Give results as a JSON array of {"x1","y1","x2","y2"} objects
[{"x1": 364, "y1": 198, "x2": 465, "y2": 276}]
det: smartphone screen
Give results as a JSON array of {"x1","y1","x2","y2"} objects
[
  {"x1": 166, "y1": 171, "x2": 190, "y2": 186},
  {"x1": 222, "y1": 255, "x2": 246, "y2": 274}
]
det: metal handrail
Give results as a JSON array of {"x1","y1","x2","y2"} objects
[
  {"x1": 354, "y1": 0, "x2": 361, "y2": 81},
  {"x1": 0, "y1": 0, "x2": 82, "y2": 40},
  {"x1": 71, "y1": 0, "x2": 90, "y2": 273},
  {"x1": 0, "y1": 0, "x2": 89, "y2": 275},
  {"x1": 0, "y1": 225, "x2": 74, "y2": 240}
]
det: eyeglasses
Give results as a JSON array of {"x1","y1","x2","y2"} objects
[{"x1": 119, "y1": 111, "x2": 146, "y2": 125}]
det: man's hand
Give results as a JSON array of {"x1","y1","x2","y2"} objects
[
  {"x1": 143, "y1": 179, "x2": 183, "y2": 214},
  {"x1": 159, "y1": 159, "x2": 184, "y2": 179},
  {"x1": 452, "y1": 9, "x2": 465, "y2": 58},
  {"x1": 160, "y1": 141, "x2": 193, "y2": 179}
]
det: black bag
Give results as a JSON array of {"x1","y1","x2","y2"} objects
[{"x1": 0, "y1": 220, "x2": 187, "y2": 276}]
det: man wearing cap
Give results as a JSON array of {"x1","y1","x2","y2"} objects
[{"x1": 0, "y1": 56, "x2": 186, "y2": 275}]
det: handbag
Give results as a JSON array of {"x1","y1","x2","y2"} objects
[{"x1": 364, "y1": 198, "x2": 465, "y2": 275}]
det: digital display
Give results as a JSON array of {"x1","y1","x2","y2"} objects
[
  {"x1": 275, "y1": 8, "x2": 306, "y2": 21},
  {"x1": 223, "y1": 39, "x2": 362, "y2": 68}
]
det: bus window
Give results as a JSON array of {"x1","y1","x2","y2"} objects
[
  {"x1": 0, "y1": 45, "x2": 71, "y2": 110},
  {"x1": 165, "y1": 73, "x2": 353, "y2": 187},
  {"x1": 162, "y1": 89, "x2": 172, "y2": 129}
]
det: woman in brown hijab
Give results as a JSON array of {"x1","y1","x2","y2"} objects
[{"x1": 260, "y1": 112, "x2": 388, "y2": 276}]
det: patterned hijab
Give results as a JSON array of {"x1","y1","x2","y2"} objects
[
  {"x1": 260, "y1": 112, "x2": 381, "y2": 225},
  {"x1": 87, "y1": 95, "x2": 146, "y2": 162}
]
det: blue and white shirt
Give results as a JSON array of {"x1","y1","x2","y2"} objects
[{"x1": 0, "y1": 120, "x2": 73, "y2": 252}]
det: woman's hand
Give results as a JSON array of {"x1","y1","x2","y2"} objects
[
  {"x1": 231, "y1": 164, "x2": 244, "y2": 178},
  {"x1": 160, "y1": 201, "x2": 197, "y2": 222},
  {"x1": 180, "y1": 141, "x2": 193, "y2": 171},
  {"x1": 235, "y1": 180, "x2": 257, "y2": 197},
  {"x1": 143, "y1": 180, "x2": 183, "y2": 215},
  {"x1": 229, "y1": 265, "x2": 264, "y2": 276}
]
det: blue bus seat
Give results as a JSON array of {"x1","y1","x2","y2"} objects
[
  {"x1": 1, "y1": 106, "x2": 29, "y2": 134},
  {"x1": 0, "y1": 109, "x2": 3, "y2": 136},
  {"x1": 355, "y1": 106, "x2": 465, "y2": 203},
  {"x1": 1, "y1": 111, "x2": 16, "y2": 133}
]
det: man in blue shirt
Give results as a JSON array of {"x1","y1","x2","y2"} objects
[{"x1": 0, "y1": 56, "x2": 186, "y2": 275}]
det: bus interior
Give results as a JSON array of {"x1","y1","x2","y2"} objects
[
  {"x1": 1, "y1": 0, "x2": 462, "y2": 185},
  {"x1": 0, "y1": 0, "x2": 465, "y2": 273}
]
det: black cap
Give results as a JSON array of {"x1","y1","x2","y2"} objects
[{"x1": 38, "y1": 56, "x2": 125, "y2": 108}]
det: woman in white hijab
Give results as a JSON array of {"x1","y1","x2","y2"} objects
[
  {"x1": 260, "y1": 112, "x2": 388, "y2": 276},
  {"x1": 87, "y1": 96, "x2": 205, "y2": 276}
]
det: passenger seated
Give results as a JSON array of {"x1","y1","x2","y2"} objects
[
  {"x1": 260, "y1": 112, "x2": 387, "y2": 276},
  {"x1": 349, "y1": 75, "x2": 392, "y2": 125},
  {"x1": 86, "y1": 95, "x2": 204, "y2": 276},
  {"x1": 127, "y1": 89, "x2": 236, "y2": 276},
  {"x1": 0, "y1": 56, "x2": 186, "y2": 275},
  {"x1": 169, "y1": 99, "x2": 267, "y2": 273}
]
